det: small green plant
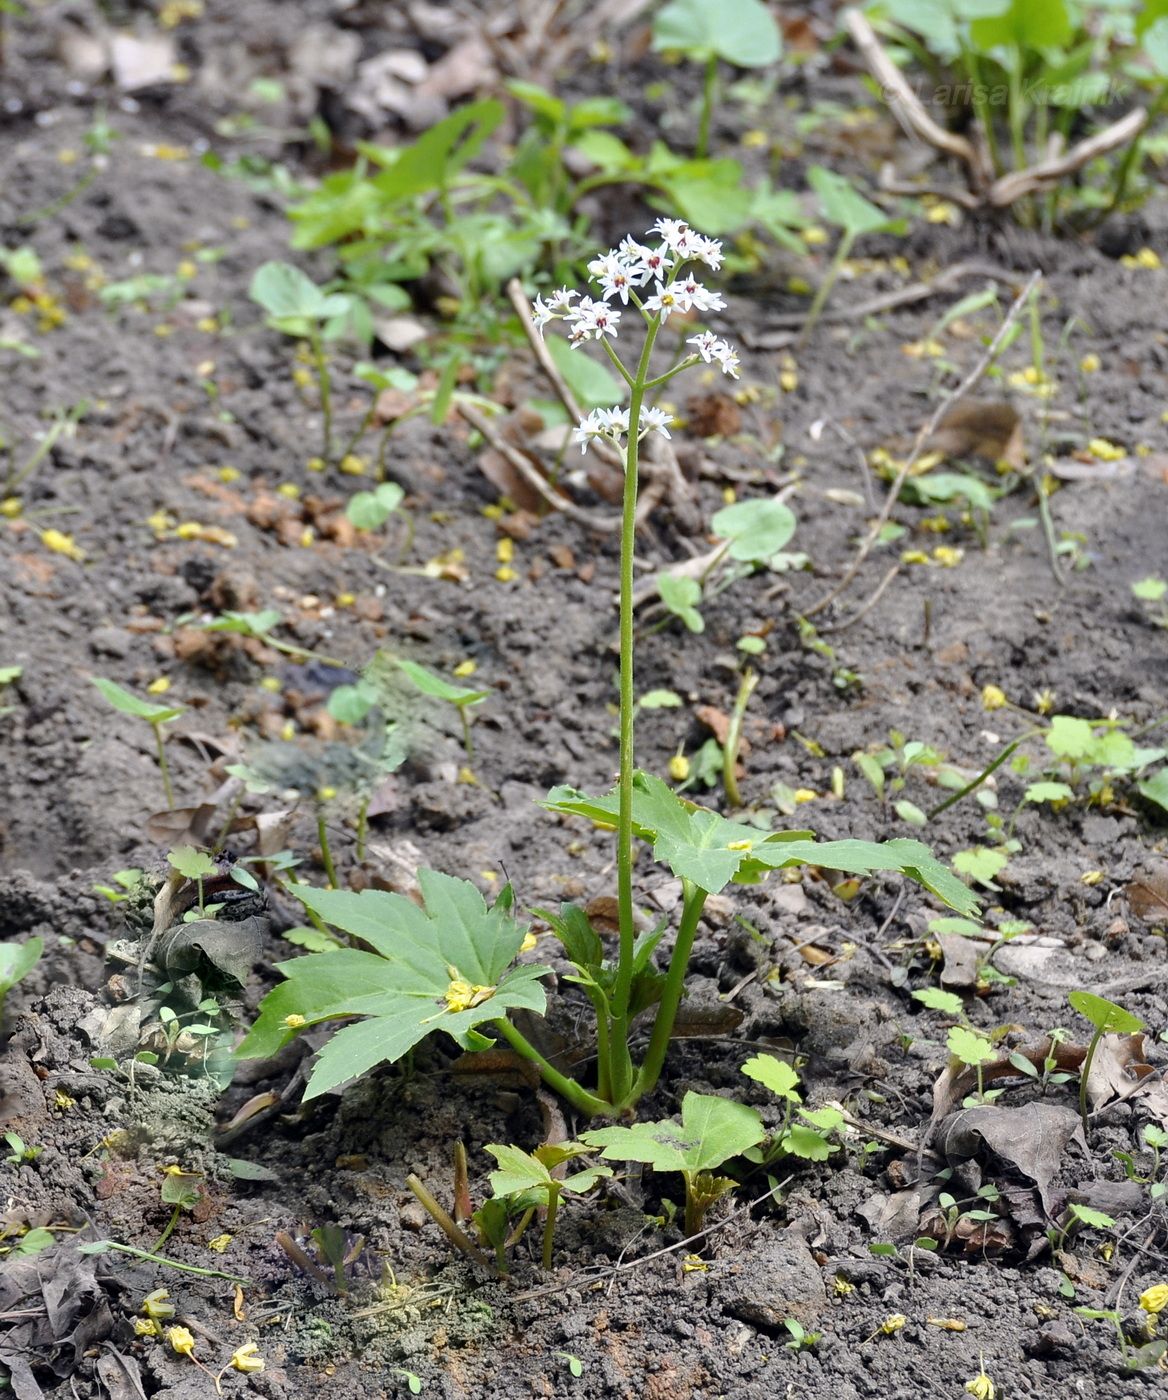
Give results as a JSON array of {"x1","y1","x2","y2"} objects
[
  {"x1": 483, "y1": 1142, "x2": 612, "y2": 1269},
  {"x1": 197, "y1": 608, "x2": 343, "y2": 668},
  {"x1": 1132, "y1": 576, "x2": 1168, "y2": 628},
  {"x1": 0, "y1": 935, "x2": 43, "y2": 1019},
  {"x1": 91, "y1": 677, "x2": 185, "y2": 809},
  {"x1": 0, "y1": 663, "x2": 21, "y2": 717},
  {"x1": 1, "y1": 399, "x2": 86, "y2": 505},
  {"x1": 249, "y1": 261, "x2": 353, "y2": 462},
  {"x1": 92, "y1": 867, "x2": 146, "y2": 903},
  {"x1": 3, "y1": 1131, "x2": 40, "y2": 1165},
  {"x1": 1075, "y1": 1305, "x2": 1167, "y2": 1372},
  {"x1": 651, "y1": 0, "x2": 782, "y2": 158},
  {"x1": 237, "y1": 223, "x2": 977, "y2": 1121},
  {"x1": 740, "y1": 1054, "x2": 846, "y2": 1166},
  {"x1": 583, "y1": 1092, "x2": 765, "y2": 1235},
  {"x1": 1067, "y1": 990, "x2": 1146, "y2": 1138},
  {"x1": 911, "y1": 987, "x2": 1001, "y2": 1104},
  {"x1": 782, "y1": 1319, "x2": 822, "y2": 1352},
  {"x1": 154, "y1": 1168, "x2": 204, "y2": 1253},
  {"x1": 801, "y1": 167, "x2": 905, "y2": 340}
]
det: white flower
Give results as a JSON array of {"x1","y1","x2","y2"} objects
[
  {"x1": 686, "y1": 331, "x2": 739, "y2": 377},
  {"x1": 567, "y1": 295, "x2": 621, "y2": 343},
  {"x1": 530, "y1": 287, "x2": 579, "y2": 338},
  {"x1": 687, "y1": 331, "x2": 720, "y2": 362},
  {"x1": 643, "y1": 282, "x2": 684, "y2": 320},
  {"x1": 648, "y1": 218, "x2": 694, "y2": 253},
  {"x1": 573, "y1": 406, "x2": 629, "y2": 455},
  {"x1": 690, "y1": 234, "x2": 724, "y2": 271},
  {"x1": 589, "y1": 251, "x2": 635, "y2": 304},
  {"x1": 673, "y1": 276, "x2": 726, "y2": 314},
  {"x1": 617, "y1": 236, "x2": 673, "y2": 286},
  {"x1": 711, "y1": 341, "x2": 740, "y2": 378},
  {"x1": 639, "y1": 406, "x2": 674, "y2": 440}
]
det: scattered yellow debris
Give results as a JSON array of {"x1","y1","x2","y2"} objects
[
  {"x1": 931, "y1": 545, "x2": 962, "y2": 567},
  {"x1": 928, "y1": 1317, "x2": 967, "y2": 1331},
  {"x1": 229, "y1": 1343, "x2": 265, "y2": 1375},
  {"x1": 276, "y1": 483, "x2": 301, "y2": 500},
  {"x1": 339, "y1": 454, "x2": 366, "y2": 476},
  {"x1": 41, "y1": 529, "x2": 84, "y2": 561},
  {"x1": 142, "y1": 1289, "x2": 176, "y2": 1320},
  {"x1": 1121, "y1": 247, "x2": 1161, "y2": 270},
  {"x1": 1087, "y1": 438, "x2": 1125, "y2": 462},
  {"x1": 453, "y1": 659, "x2": 477, "y2": 677},
  {"x1": 965, "y1": 1372, "x2": 995, "y2": 1400},
  {"x1": 669, "y1": 754, "x2": 690, "y2": 782},
  {"x1": 924, "y1": 200, "x2": 959, "y2": 225},
  {"x1": 133, "y1": 1318, "x2": 161, "y2": 1337},
  {"x1": 496, "y1": 538, "x2": 514, "y2": 564},
  {"x1": 207, "y1": 1234, "x2": 233, "y2": 1253},
  {"x1": 793, "y1": 789, "x2": 818, "y2": 804},
  {"x1": 1080, "y1": 870, "x2": 1104, "y2": 886},
  {"x1": 802, "y1": 226, "x2": 829, "y2": 247},
  {"x1": 1139, "y1": 1284, "x2": 1168, "y2": 1315},
  {"x1": 147, "y1": 677, "x2": 171, "y2": 695},
  {"x1": 519, "y1": 931, "x2": 538, "y2": 954},
  {"x1": 981, "y1": 685, "x2": 1007, "y2": 711},
  {"x1": 166, "y1": 1326, "x2": 197, "y2": 1357},
  {"x1": 1079, "y1": 353, "x2": 1101, "y2": 374},
  {"x1": 495, "y1": 565, "x2": 517, "y2": 583},
  {"x1": 2, "y1": 498, "x2": 23, "y2": 518},
  {"x1": 740, "y1": 129, "x2": 768, "y2": 149},
  {"x1": 444, "y1": 979, "x2": 494, "y2": 1013},
  {"x1": 787, "y1": 275, "x2": 811, "y2": 295},
  {"x1": 282, "y1": 1014, "x2": 306, "y2": 1029}
]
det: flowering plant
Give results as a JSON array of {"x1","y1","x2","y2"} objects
[{"x1": 238, "y1": 221, "x2": 977, "y2": 1119}]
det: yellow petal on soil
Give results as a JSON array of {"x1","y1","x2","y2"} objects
[
  {"x1": 1079, "y1": 353, "x2": 1101, "y2": 374},
  {"x1": 1139, "y1": 1284, "x2": 1168, "y2": 1315},
  {"x1": 927, "y1": 1317, "x2": 966, "y2": 1331},
  {"x1": 339, "y1": 454, "x2": 366, "y2": 476},
  {"x1": 165, "y1": 1326, "x2": 196, "y2": 1357},
  {"x1": 147, "y1": 677, "x2": 171, "y2": 695},
  {"x1": 495, "y1": 565, "x2": 517, "y2": 583},
  {"x1": 142, "y1": 1289, "x2": 175, "y2": 1320},
  {"x1": 453, "y1": 659, "x2": 477, "y2": 677},
  {"x1": 133, "y1": 1317, "x2": 161, "y2": 1336},
  {"x1": 802, "y1": 226, "x2": 829, "y2": 246},
  {"x1": 1087, "y1": 438, "x2": 1125, "y2": 462},
  {"x1": 981, "y1": 684, "x2": 1007, "y2": 711},
  {"x1": 793, "y1": 789, "x2": 818, "y2": 804},
  {"x1": 964, "y1": 1375, "x2": 995, "y2": 1400},
  {"x1": 519, "y1": 931, "x2": 538, "y2": 954},
  {"x1": 931, "y1": 545, "x2": 963, "y2": 567},
  {"x1": 229, "y1": 1343, "x2": 265, "y2": 1374},
  {"x1": 496, "y1": 537, "x2": 514, "y2": 563},
  {"x1": 669, "y1": 754, "x2": 690, "y2": 782},
  {"x1": 41, "y1": 529, "x2": 85, "y2": 561},
  {"x1": 900, "y1": 550, "x2": 929, "y2": 566},
  {"x1": 276, "y1": 482, "x2": 301, "y2": 499},
  {"x1": 1080, "y1": 870, "x2": 1104, "y2": 886},
  {"x1": 207, "y1": 1233, "x2": 233, "y2": 1253},
  {"x1": 2, "y1": 497, "x2": 23, "y2": 518}
]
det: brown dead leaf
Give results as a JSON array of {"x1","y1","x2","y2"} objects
[
  {"x1": 937, "y1": 932, "x2": 981, "y2": 989},
  {"x1": 686, "y1": 392, "x2": 742, "y2": 438},
  {"x1": 1128, "y1": 865, "x2": 1168, "y2": 922},
  {"x1": 145, "y1": 804, "x2": 219, "y2": 846},
  {"x1": 548, "y1": 544, "x2": 576, "y2": 571},
  {"x1": 925, "y1": 399, "x2": 1024, "y2": 469},
  {"x1": 934, "y1": 1102, "x2": 1084, "y2": 1212},
  {"x1": 475, "y1": 448, "x2": 545, "y2": 515}
]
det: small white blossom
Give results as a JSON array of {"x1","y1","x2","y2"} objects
[
  {"x1": 616, "y1": 236, "x2": 673, "y2": 286},
  {"x1": 573, "y1": 406, "x2": 629, "y2": 455},
  {"x1": 567, "y1": 296, "x2": 621, "y2": 343},
  {"x1": 690, "y1": 233, "x2": 724, "y2": 271},
  {"x1": 642, "y1": 283, "x2": 683, "y2": 320},
  {"x1": 686, "y1": 330, "x2": 739, "y2": 377},
  {"x1": 673, "y1": 276, "x2": 726, "y2": 314},
  {"x1": 639, "y1": 406, "x2": 674, "y2": 440},
  {"x1": 711, "y1": 341, "x2": 740, "y2": 378},
  {"x1": 531, "y1": 286, "x2": 579, "y2": 338}
]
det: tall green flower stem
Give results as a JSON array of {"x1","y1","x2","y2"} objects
[{"x1": 608, "y1": 314, "x2": 665, "y2": 1107}]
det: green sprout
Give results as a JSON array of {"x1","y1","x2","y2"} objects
[
  {"x1": 0, "y1": 936, "x2": 42, "y2": 1021},
  {"x1": 1067, "y1": 990, "x2": 1146, "y2": 1139},
  {"x1": 397, "y1": 659, "x2": 489, "y2": 759},
  {"x1": 484, "y1": 1142, "x2": 612, "y2": 1269},
  {"x1": 91, "y1": 677, "x2": 185, "y2": 809},
  {"x1": 4, "y1": 1132, "x2": 40, "y2": 1165}
]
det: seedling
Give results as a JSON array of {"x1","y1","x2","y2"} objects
[
  {"x1": 237, "y1": 223, "x2": 977, "y2": 1121},
  {"x1": 801, "y1": 168, "x2": 904, "y2": 341},
  {"x1": 0, "y1": 663, "x2": 20, "y2": 717},
  {"x1": 721, "y1": 667, "x2": 759, "y2": 808},
  {"x1": 0, "y1": 935, "x2": 42, "y2": 1019},
  {"x1": 1067, "y1": 990, "x2": 1145, "y2": 1138},
  {"x1": 651, "y1": 0, "x2": 782, "y2": 158},
  {"x1": 556, "y1": 1353, "x2": 585, "y2": 1379},
  {"x1": 782, "y1": 1319, "x2": 822, "y2": 1352},
  {"x1": 154, "y1": 1167, "x2": 204, "y2": 1252},
  {"x1": 3, "y1": 1132, "x2": 40, "y2": 1165},
  {"x1": 484, "y1": 1142, "x2": 612, "y2": 1269},
  {"x1": 583, "y1": 1092, "x2": 765, "y2": 1235},
  {"x1": 92, "y1": 868, "x2": 146, "y2": 903},
  {"x1": 197, "y1": 608, "x2": 343, "y2": 668},
  {"x1": 1132, "y1": 576, "x2": 1168, "y2": 629},
  {"x1": 741, "y1": 1054, "x2": 845, "y2": 1165},
  {"x1": 249, "y1": 261, "x2": 351, "y2": 462},
  {"x1": 91, "y1": 677, "x2": 185, "y2": 809},
  {"x1": 657, "y1": 574, "x2": 704, "y2": 633},
  {"x1": 397, "y1": 659, "x2": 489, "y2": 759},
  {"x1": 1075, "y1": 1306, "x2": 1167, "y2": 1372},
  {"x1": 167, "y1": 846, "x2": 216, "y2": 917}
]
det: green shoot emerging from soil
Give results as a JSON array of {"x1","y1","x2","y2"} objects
[{"x1": 237, "y1": 222, "x2": 978, "y2": 1120}]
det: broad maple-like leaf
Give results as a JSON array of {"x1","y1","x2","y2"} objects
[
  {"x1": 236, "y1": 870, "x2": 549, "y2": 1099},
  {"x1": 543, "y1": 771, "x2": 978, "y2": 915}
]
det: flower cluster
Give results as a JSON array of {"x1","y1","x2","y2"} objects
[
  {"x1": 532, "y1": 219, "x2": 730, "y2": 342},
  {"x1": 573, "y1": 404, "x2": 674, "y2": 456}
]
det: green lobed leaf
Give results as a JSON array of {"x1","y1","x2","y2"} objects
[
  {"x1": 657, "y1": 574, "x2": 705, "y2": 633},
  {"x1": 1024, "y1": 781, "x2": 1074, "y2": 804},
  {"x1": 0, "y1": 936, "x2": 44, "y2": 998},
  {"x1": 235, "y1": 873, "x2": 549, "y2": 1098},
  {"x1": 583, "y1": 1091, "x2": 764, "y2": 1175},
  {"x1": 741, "y1": 1053, "x2": 801, "y2": 1102},
  {"x1": 1138, "y1": 769, "x2": 1168, "y2": 816},
  {"x1": 808, "y1": 166, "x2": 899, "y2": 238},
  {"x1": 947, "y1": 1025, "x2": 996, "y2": 1066},
  {"x1": 397, "y1": 659, "x2": 488, "y2": 709},
  {"x1": 543, "y1": 771, "x2": 978, "y2": 913},
  {"x1": 913, "y1": 987, "x2": 966, "y2": 1018},
  {"x1": 1045, "y1": 715, "x2": 1097, "y2": 761}
]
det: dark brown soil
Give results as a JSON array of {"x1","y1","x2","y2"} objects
[{"x1": 3, "y1": 5, "x2": 1168, "y2": 1399}]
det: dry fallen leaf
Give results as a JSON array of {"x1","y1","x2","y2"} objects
[
  {"x1": 1128, "y1": 865, "x2": 1168, "y2": 922},
  {"x1": 934, "y1": 1102, "x2": 1084, "y2": 1212},
  {"x1": 925, "y1": 399, "x2": 1024, "y2": 469}
]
